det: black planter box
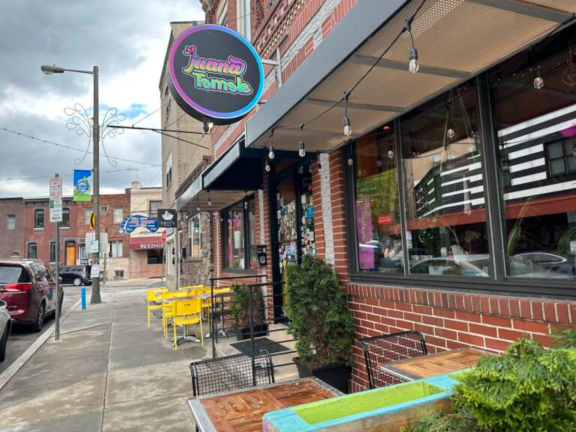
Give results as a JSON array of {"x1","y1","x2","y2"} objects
[
  {"x1": 233, "y1": 323, "x2": 269, "y2": 341},
  {"x1": 294, "y1": 357, "x2": 351, "y2": 394}
]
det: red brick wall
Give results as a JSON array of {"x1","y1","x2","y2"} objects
[
  {"x1": 130, "y1": 250, "x2": 163, "y2": 279},
  {"x1": 0, "y1": 198, "x2": 25, "y2": 259},
  {"x1": 347, "y1": 283, "x2": 576, "y2": 393}
]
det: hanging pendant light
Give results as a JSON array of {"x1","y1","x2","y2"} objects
[
  {"x1": 343, "y1": 93, "x2": 352, "y2": 136},
  {"x1": 268, "y1": 145, "x2": 275, "y2": 160},
  {"x1": 533, "y1": 67, "x2": 544, "y2": 89},
  {"x1": 447, "y1": 121, "x2": 456, "y2": 139},
  {"x1": 405, "y1": 18, "x2": 419, "y2": 74},
  {"x1": 298, "y1": 124, "x2": 306, "y2": 157},
  {"x1": 265, "y1": 161, "x2": 271, "y2": 172}
]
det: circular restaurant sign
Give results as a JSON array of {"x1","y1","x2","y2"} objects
[{"x1": 168, "y1": 24, "x2": 264, "y2": 125}]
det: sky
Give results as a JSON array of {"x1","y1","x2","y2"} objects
[{"x1": 0, "y1": 0, "x2": 204, "y2": 198}]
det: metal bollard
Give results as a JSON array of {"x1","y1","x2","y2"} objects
[{"x1": 81, "y1": 288, "x2": 86, "y2": 310}]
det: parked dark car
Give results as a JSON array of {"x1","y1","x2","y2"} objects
[
  {"x1": 59, "y1": 266, "x2": 91, "y2": 286},
  {"x1": 0, "y1": 260, "x2": 63, "y2": 332}
]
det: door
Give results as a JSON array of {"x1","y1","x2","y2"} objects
[
  {"x1": 65, "y1": 241, "x2": 76, "y2": 266},
  {"x1": 271, "y1": 162, "x2": 316, "y2": 319}
]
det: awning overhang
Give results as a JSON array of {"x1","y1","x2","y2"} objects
[
  {"x1": 176, "y1": 139, "x2": 265, "y2": 212},
  {"x1": 245, "y1": 0, "x2": 575, "y2": 153}
]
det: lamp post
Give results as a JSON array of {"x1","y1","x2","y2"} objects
[{"x1": 41, "y1": 64, "x2": 102, "y2": 304}]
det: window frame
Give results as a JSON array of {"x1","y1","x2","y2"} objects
[
  {"x1": 50, "y1": 241, "x2": 57, "y2": 263},
  {"x1": 166, "y1": 154, "x2": 173, "y2": 187},
  {"x1": 109, "y1": 240, "x2": 123, "y2": 258},
  {"x1": 7, "y1": 214, "x2": 15, "y2": 230},
  {"x1": 237, "y1": 0, "x2": 251, "y2": 40},
  {"x1": 61, "y1": 208, "x2": 70, "y2": 228},
  {"x1": 34, "y1": 208, "x2": 44, "y2": 229},
  {"x1": 222, "y1": 196, "x2": 256, "y2": 272},
  {"x1": 188, "y1": 213, "x2": 203, "y2": 258},
  {"x1": 345, "y1": 73, "x2": 576, "y2": 298},
  {"x1": 27, "y1": 242, "x2": 38, "y2": 259},
  {"x1": 113, "y1": 207, "x2": 124, "y2": 224}
]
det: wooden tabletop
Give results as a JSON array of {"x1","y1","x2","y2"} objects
[
  {"x1": 382, "y1": 348, "x2": 491, "y2": 381},
  {"x1": 188, "y1": 378, "x2": 342, "y2": 432}
]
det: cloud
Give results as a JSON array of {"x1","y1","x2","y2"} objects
[{"x1": 0, "y1": 0, "x2": 203, "y2": 198}]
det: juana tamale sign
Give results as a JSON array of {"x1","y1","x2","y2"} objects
[{"x1": 168, "y1": 24, "x2": 264, "y2": 125}]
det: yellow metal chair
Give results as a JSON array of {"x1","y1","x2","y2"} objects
[
  {"x1": 161, "y1": 291, "x2": 192, "y2": 338},
  {"x1": 146, "y1": 288, "x2": 168, "y2": 328},
  {"x1": 173, "y1": 298, "x2": 204, "y2": 349}
]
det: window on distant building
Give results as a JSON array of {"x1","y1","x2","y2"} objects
[
  {"x1": 166, "y1": 154, "x2": 173, "y2": 187},
  {"x1": 50, "y1": 241, "x2": 56, "y2": 263},
  {"x1": 149, "y1": 201, "x2": 163, "y2": 219},
  {"x1": 147, "y1": 249, "x2": 164, "y2": 265},
  {"x1": 237, "y1": 0, "x2": 251, "y2": 40},
  {"x1": 34, "y1": 209, "x2": 44, "y2": 229},
  {"x1": 188, "y1": 214, "x2": 202, "y2": 257},
  {"x1": 115, "y1": 270, "x2": 124, "y2": 279},
  {"x1": 7, "y1": 215, "x2": 15, "y2": 230},
  {"x1": 62, "y1": 208, "x2": 70, "y2": 228},
  {"x1": 100, "y1": 206, "x2": 108, "y2": 212},
  {"x1": 27, "y1": 243, "x2": 37, "y2": 259},
  {"x1": 109, "y1": 240, "x2": 123, "y2": 258},
  {"x1": 113, "y1": 207, "x2": 124, "y2": 224},
  {"x1": 85, "y1": 208, "x2": 93, "y2": 225}
]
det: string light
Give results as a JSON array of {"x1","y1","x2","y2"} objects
[
  {"x1": 405, "y1": 18, "x2": 419, "y2": 74},
  {"x1": 343, "y1": 93, "x2": 352, "y2": 137},
  {"x1": 533, "y1": 67, "x2": 544, "y2": 89},
  {"x1": 447, "y1": 121, "x2": 456, "y2": 139},
  {"x1": 268, "y1": 145, "x2": 275, "y2": 160},
  {"x1": 208, "y1": 192, "x2": 212, "y2": 206},
  {"x1": 265, "y1": 161, "x2": 271, "y2": 172},
  {"x1": 348, "y1": 157, "x2": 354, "y2": 166},
  {"x1": 203, "y1": 119, "x2": 214, "y2": 134},
  {"x1": 387, "y1": 148, "x2": 395, "y2": 159},
  {"x1": 299, "y1": 124, "x2": 306, "y2": 157}
]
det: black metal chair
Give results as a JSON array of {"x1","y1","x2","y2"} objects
[
  {"x1": 359, "y1": 331, "x2": 428, "y2": 389},
  {"x1": 190, "y1": 350, "x2": 275, "y2": 397}
]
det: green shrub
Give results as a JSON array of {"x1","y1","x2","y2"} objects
[
  {"x1": 230, "y1": 283, "x2": 265, "y2": 328},
  {"x1": 552, "y1": 328, "x2": 576, "y2": 349},
  {"x1": 285, "y1": 255, "x2": 355, "y2": 368},
  {"x1": 403, "y1": 338, "x2": 576, "y2": 432}
]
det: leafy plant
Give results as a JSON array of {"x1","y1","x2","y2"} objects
[
  {"x1": 403, "y1": 338, "x2": 576, "y2": 432},
  {"x1": 552, "y1": 328, "x2": 576, "y2": 349},
  {"x1": 230, "y1": 284, "x2": 265, "y2": 328},
  {"x1": 285, "y1": 255, "x2": 355, "y2": 368},
  {"x1": 465, "y1": 230, "x2": 481, "y2": 253}
]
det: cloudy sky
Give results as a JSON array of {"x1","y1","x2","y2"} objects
[{"x1": 0, "y1": 0, "x2": 203, "y2": 198}]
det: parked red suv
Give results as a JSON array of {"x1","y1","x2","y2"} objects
[{"x1": 0, "y1": 260, "x2": 63, "y2": 332}]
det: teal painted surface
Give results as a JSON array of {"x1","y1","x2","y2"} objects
[{"x1": 262, "y1": 374, "x2": 460, "y2": 432}]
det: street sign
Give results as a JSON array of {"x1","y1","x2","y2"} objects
[
  {"x1": 158, "y1": 209, "x2": 177, "y2": 228},
  {"x1": 89, "y1": 212, "x2": 96, "y2": 230},
  {"x1": 89, "y1": 240, "x2": 99, "y2": 253},
  {"x1": 49, "y1": 177, "x2": 63, "y2": 222}
]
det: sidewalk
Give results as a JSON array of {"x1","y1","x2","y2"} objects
[{"x1": 0, "y1": 286, "x2": 211, "y2": 432}]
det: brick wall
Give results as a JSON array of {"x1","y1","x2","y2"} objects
[
  {"x1": 181, "y1": 212, "x2": 214, "y2": 286},
  {"x1": 347, "y1": 283, "x2": 576, "y2": 393},
  {"x1": 129, "y1": 250, "x2": 164, "y2": 279},
  {"x1": 0, "y1": 198, "x2": 24, "y2": 259}
]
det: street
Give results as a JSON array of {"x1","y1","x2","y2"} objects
[{"x1": 0, "y1": 279, "x2": 162, "y2": 375}]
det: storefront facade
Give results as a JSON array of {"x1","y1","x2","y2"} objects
[{"x1": 186, "y1": 0, "x2": 576, "y2": 393}]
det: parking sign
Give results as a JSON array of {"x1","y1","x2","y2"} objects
[{"x1": 49, "y1": 177, "x2": 63, "y2": 222}]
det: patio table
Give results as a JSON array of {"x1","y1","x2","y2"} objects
[
  {"x1": 188, "y1": 377, "x2": 343, "y2": 432},
  {"x1": 381, "y1": 347, "x2": 491, "y2": 382}
]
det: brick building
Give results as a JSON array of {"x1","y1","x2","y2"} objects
[
  {"x1": 23, "y1": 197, "x2": 80, "y2": 266},
  {"x1": 173, "y1": 0, "x2": 576, "y2": 394},
  {"x1": 75, "y1": 192, "x2": 130, "y2": 280},
  {"x1": 0, "y1": 197, "x2": 25, "y2": 260}
]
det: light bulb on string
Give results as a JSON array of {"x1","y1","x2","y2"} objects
[
  {"x1": 533, "y1": 67, "x2": 544, "y2": 89},
  {"x1": 348, "y1": 157, "x2": 354, "y2": 166},
  {"x1": 447, "y1": 121, "x2": 456, "y2": 139},
  {"x1": 299, "y1": 140, "x2": 306, "y2": 158},
  {"x1": 405, "y1": 18, "x2": 419, "y2": 74},
  {"x1": 388, "y1": 149, "x2": 395, "y2": 159},
  {"x1": 268, "y1": 146, "x2": 275, "y2": 160},
  {"x1": 265, "y1": 161, "x2": 271, "y2": 172},
  {"x1": 376, "y1": 159, "x2": 383, "y2": 168},
  {"x1": 343, "y1": 116, "x2": 352, "y2": 137}
]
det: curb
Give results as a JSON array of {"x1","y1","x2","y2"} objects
[{"x1": 0, "y1": 298, "x2": 82, "y2": 392}]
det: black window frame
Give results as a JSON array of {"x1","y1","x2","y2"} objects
[
  {"x1": 62, "y1": 208, "x2": 70, "y2": 228},
  {"x1": 50, "y1": 241, "x2": 57, "y2": 263},
  {"x1": 345, "y1": 69, "x2": 576, "y2": 298},
  {"x1": 34, "y1": 208, "x2": 44, "y2": 229},
  {"x1": 27, "y1": 242, "x2": 38, "y2": 259},
  {"x1": 222, "y1": 195, "x2": 256, "y2": 272}
]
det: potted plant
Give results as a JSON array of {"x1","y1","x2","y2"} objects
[
  {"x1": 285, "y1": 255, "x2": 355, "y2": 393},
  {"x1": 230, "y1": 283, "x2": 269, "y2": 341}
]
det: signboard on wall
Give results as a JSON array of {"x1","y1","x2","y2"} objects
[
  {"x1": 168, "y1": 24, "x2": 264, "y2": 125},
  {"x1": 118, "y1": 215, "x2": 159, "y2": 234},
  {"x1": 157, "y1": 209, "x2": 177, "y2": 228}
]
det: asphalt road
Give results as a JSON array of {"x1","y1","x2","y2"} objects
[{"x1": 0, "y1": 279, "x2": 161, "y2": 374}]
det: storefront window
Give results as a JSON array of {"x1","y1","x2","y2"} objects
[
  {"x1": 354, "y1": 126, "x2": 403, "y2": 274},
  {"x1": 491, "y1": 34, "x2": 576, "y2": 281},
  {"x1": 401, "y1": 81, "x2": 491, "y2": 277},
  {"x1": 224, "y1": 197, "x2": 255, "y2": 270},
  {"x1": 189, "y1": 214, "x2": 202, "y2": 257},
  {"x1": 147, "y1": 249, "x2": 163, "y2": 265}
]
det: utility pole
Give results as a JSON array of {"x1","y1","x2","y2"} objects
[
  {"x1": 91, "y1": 65, "x2": 101, "y2": 304},
  {"x1": 50, "y1": 174, "x2": 62, "y2": 341}
]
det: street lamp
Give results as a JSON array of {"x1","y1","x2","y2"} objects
[{"x1": 41, "y1": 64, "x2": 102, "y2": 304}]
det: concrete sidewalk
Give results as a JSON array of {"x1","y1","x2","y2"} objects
[{"x1": 0, "y1": 286, "x2": 212, "y2": 432}]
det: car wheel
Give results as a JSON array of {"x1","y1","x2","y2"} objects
[
  {"x1": 73, "y1": 277, "x2": 82, "y2": 286},
  {"x1": 31, "y1": 302, "x2": 45, "y2": 333},
  {"x1": 0, "y1": 324, "x2": 8, "y2": 362}
]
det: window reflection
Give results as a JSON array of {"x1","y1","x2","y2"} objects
[
  {"x1": 402, "y1": 81, "x2": 491, "y2": 277},
  {"x1": 354, "y1": 126, "x2": 403, "y2": 274},
  {"x1": 492, "y1": 33, "x2": 576, "y2": 280},
  {"x1": 225, "y1": 203, "x2": 245, "y2": 269}
]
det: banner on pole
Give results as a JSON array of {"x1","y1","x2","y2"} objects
[{"x1": 73, "y1": 170, "x2": 92, "y2": 202}]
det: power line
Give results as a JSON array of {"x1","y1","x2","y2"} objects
[
  {"x1": 0, "y1": 168, "x2": 144, "y2": 182},
  {"x1": 0, "y1": 127, "x2": 161, "y2": 167}
]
